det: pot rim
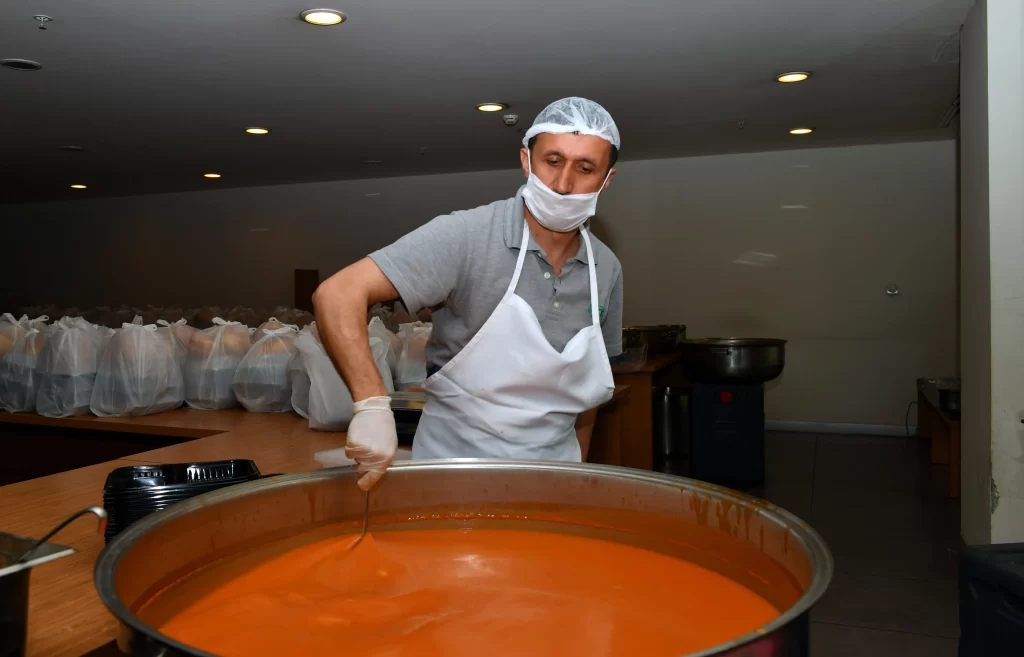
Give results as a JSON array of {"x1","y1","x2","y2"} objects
[
  {"x1": 682, "y1": 338, "x2": 787, "y2": 347},
  {"x1": 95, "y1": 460, "x2": 832, "y2": 657}
]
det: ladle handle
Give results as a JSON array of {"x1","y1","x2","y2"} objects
[{"x1": 14, "y1": 506, "x2": 108, "y2": 564}]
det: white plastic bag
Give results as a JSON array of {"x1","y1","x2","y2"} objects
[
  {"x1": 367, "y1": 316, "x2": 400, "y2": 373},
  {"x1": 291, "y1": 332, "x2": 393, "y2": 430},
  {"x1": 0, "y1": 313, "x2": 27, "y2": 358},
  {"x1": 156, "y1": 319, "x2": 195, "y2": 367},
  {"x1": 252, "y1": 317, "x2": 297, "y2": 344},
  {"x1": 35, "y1": 317, "x2": 112, "y2": 417},
  {"x1": 183, "y1": 318, "x2": 251, "y2": 410},
  {"x1": 0, "y1": 329, "x2": 45, "y2": 412},
  {"x1": 90, "y1": 322, "x2": 184, "y2": 417},
  {"x1": 395, "y1": 322, "x2": 432, "y2": 390},
  {"x1": 232, "y1": 326, "x2": 299, "y2": 412}
]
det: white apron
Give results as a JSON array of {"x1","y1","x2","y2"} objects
[{"x1": 412, "y1": 220, "x2": 615, "y2": 460}]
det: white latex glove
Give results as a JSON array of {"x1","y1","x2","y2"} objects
[{"x1": 345, "y1": 396, "x2": 397, "y2": 491}]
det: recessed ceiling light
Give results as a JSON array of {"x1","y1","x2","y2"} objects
[
  {"x1": 363, "y1": 159, "x2": 383, "y2": 164},
  {"x1": 245, "y1": 127, "x2": 270, "y2": 135},
  {"x1": 300, "y1": 9, "x2": 346, "y2": 25},
  {"x1": 789, "y1": 127, "x2": 814, "y2": 135},
  {"x1": 476, "y1": 102, "x2": 508, "y2": 112},
  {"x1": 70, "y1": 184, "x2": 87, "y2": 189},
  {"x1": 776, "y1": 71, "x2": 810, "y2": 83},
  {"x1": 1, "y1": 58, "x2": 43, "y2": 72},
  {"x1": 204, "y1": 173, "x2": 222, "y2": 178}
]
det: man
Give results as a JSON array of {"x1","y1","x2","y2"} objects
[{"x1": 313, "y1": 97, "x2": 624, "y2": 490}]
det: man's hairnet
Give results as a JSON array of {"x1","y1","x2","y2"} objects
[{"x1": 522, "y1": 97, "x2": 620, "y2": 150}]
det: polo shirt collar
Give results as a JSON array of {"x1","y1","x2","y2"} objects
[{"x1": 504, "y1": 186, "x2": 592, "y2": 265}]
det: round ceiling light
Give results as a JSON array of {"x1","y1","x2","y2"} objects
[
  {"x1": 789, "y1": 127, "x2": 814, "y2": 135},
  {"x1": 476, "y1": 102, "x2": 508, "y2": 112},
  {"x1": 204, "y1": 173, "x2": 222, "y2": 178},
  {"x1": 245, "y1": 127, "x2": 270, "y2": 135},
  {"x1": 1, "y1": 58, "x2": 43, "y2": 72},
  {"x1": 70, "y1": 184, "x2": 87, "y2": 189},
  {"x1": 776, "y1": 71, "x2": 810, "y2": 83},
  {"x1": 300, "y1": 9, "x2": 346, "y2": 25}
]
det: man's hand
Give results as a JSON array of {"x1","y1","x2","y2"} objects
[{"x1": 345, "y1": 396, "x2": 398, "y2": 491}]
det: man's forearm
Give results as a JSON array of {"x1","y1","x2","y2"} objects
[{"x1": 313, "y1": 258, "x2": 400, "y2": 402}]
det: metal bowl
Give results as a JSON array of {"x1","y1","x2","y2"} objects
[
  {"x1": 95, "y1": 461, "x2": 832, "y2": 657},
  {"x1": 680, "y1": 338, "x2": 787, "y2": 384}
]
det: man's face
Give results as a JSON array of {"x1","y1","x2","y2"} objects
[{"x1": 520, "y1": 132, "x2": 616, "y2": 195}]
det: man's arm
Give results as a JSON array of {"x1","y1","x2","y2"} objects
[
  {"x1": 313, "y1": 257, "x2": 399, "y2": 402},
  {"x1": 575, "y1": 408, "x2": 599, "y2": 461}
]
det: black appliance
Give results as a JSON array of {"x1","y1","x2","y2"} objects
[
  {"x1": 959, "y1": 542, "x2": 1024, "y2": 656},
  {"x1": 687, "y1": 383, "x2": 766, "y2": 487},
  {"x1": 658, "y1": 338, "x2": 785, "y2": 488}
]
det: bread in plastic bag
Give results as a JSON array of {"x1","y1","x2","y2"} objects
[
  {"x1": 395, "y1": 321, "x2": 432, "y2": 390},
  {"x1": 367, "y1": 316, "x2": 400, "y2": 373},
  {"x1": 156, "y1": 318, "x2": 195, "y2": 367},
  {"x1": 251, "y1": 317, "x2": 297, "y2": 344},
  {"x1": 0, "y1": 329, "x2": 46, "y2": 412},
  {"x1": 0, "y1": 313, "x2": 28, "y2": 358},
  {"x1": 90, "y1": 322, "x2": 184, "y2": 417},
  {"x1": 232, "y1": 326, "x2": 299, "y2": 412},
  {"x1": 290, "y1": 332, "x2": 393, "y2": 430},
  {"x1": 183, "y1": 318, "x2": 251, "y2": 410},
  {"x1": 35, "y1": 317, "x2": 113, "y2": 417}
]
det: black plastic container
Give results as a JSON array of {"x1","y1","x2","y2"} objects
[
  {"x1": 959, "y1": 542, "x2": 1024, "y2": 656},
  {"x1": 103, "y1": 461, "x2": 261, "y2": 542}
]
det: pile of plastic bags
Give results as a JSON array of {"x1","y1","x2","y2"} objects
[
  {"x1": 395, "y1": 322, "x2": 432, "y2": 390},
  {"x1": 35, "y1": 317, "x2": 114, "y2": 417},
  {"x1": 1, "y1": 303, "x2": 432, "y2": 424},
  {"x1": 0, "y1": 328, "x2": 46, "y2": 413},
  {"x1": 288, "y1": 324, "x2": 394, "y2": 431},
  {"x1": 183, "y1": 318, "x2": 252, "y2": 410},
  {"x1": 90, "y1": 320, "x2": 184, "y2": 417},
  {"x1": 232, "y1": 324, "x2": 299, "y2": 412}
]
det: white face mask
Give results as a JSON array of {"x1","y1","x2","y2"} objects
[{"x1": 522, "y1": 158, "x2": 612, "y2": 233}]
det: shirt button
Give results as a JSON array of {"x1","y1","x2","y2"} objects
[
  {"x1": 553, "y1": 301, "x2": 560, "y2": 309},
  {"x1": 544, "y1": 272, "x2": 551, "y2": 280}
]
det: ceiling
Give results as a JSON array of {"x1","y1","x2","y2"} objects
[{"x1": 1, "y1": 0, "x2": 969, "y2": 204}]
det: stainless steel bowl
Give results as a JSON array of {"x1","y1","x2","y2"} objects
[
  {"x1": 680, "y1": 338, "x2": 787, "y2": 384},
  {"x1": 95, "y1": 461, "x2": 832, "y2": 657}
]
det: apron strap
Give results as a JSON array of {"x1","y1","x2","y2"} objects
[
  {"x1": 506, "y1": 220, "x2": 533, "y2": 294},
  {"x1": 510, "y1": 220, "x2": 601, "y2": 327},
  {"x1": 579, "y1": 227, "x2": 600, "y2": 326}
]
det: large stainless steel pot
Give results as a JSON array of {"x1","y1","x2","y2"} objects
[
  {"x1": 680, "y1": 338, "x2": 787, "y2": 384},
  {"x1": 95, "y1": 461, "x2": 832, "y2": 657}
]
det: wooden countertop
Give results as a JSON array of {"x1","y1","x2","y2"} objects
[
  {"x1": 1, "y1": 386, "x2": 631, "y2": 657},
  {"x1": 1, "y1": 410, "x2": 354, "y2": 657}
]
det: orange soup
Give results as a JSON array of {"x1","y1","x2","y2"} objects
[{"x1": 140, "y1": 528, "x2": 781, "y2": 657}]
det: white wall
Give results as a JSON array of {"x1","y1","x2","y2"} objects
[
  {"x1": 1, "y1": 141, "x2": 958, "y2": 428},
  {"x1": 985, "y1": 0, "x2": 1024, "y2": 544},
  {"x1": 959, "y1": 0, "x2": 1024, "y2": 545}
]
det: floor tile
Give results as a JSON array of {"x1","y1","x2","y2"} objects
[
  {"x1": 812, "y1": 570, "x2": 959, "y2": 638},
  {"x1": 810, "y1": 486, "x2": 960, "y2": 544},
  {"x1": 765, "y1": 431, "x2": 817, "y2": 490},
  {"x1": 818, "y1": 525, "x2": 959, "y2": 581},
  {"x1": 813, "y1": 435, "x2": 944, "y2": 494},
  {"x1": 811, "y1": 621, "x2": 959, "y2": 657}
]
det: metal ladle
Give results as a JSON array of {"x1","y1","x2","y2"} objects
[{"x1": 11, "y1": 506, "x2": 108, "y2": 565}]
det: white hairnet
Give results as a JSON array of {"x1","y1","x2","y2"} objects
[{"x1": 522, "y1": 97, "x2": 620, "y2": 150}]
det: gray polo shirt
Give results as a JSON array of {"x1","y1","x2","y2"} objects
[{"x1": 370, "y1": 187, "x2": 623, "y2": 371}]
